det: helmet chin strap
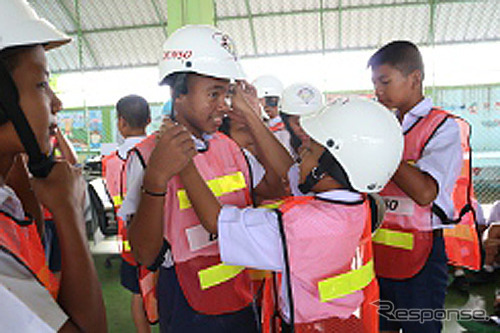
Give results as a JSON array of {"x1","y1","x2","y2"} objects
[
  {"x1": 298, "y1": 150, "x2": 355, "y2": 194},
  {"x1": 0, "y1": 62, "x2": 55, "y2": 178},
  {"x1": 298, "y1": 163, "x2": 326, "y2": 194}
]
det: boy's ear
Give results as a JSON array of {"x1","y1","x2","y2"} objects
[{"x1": 410, "y1": 69, "x2": 422, "y2": 89}]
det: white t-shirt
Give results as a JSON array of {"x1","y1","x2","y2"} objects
[
  {"x1": 398, "y1": 98, "x2": 463, "y2": 229},
  {"x1": 0, "y1": 185, "x2": 68, "y2": 331}
]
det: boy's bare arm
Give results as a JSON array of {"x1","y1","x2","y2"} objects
[
  {"x1": 231, "y1": 82, "x2": 294, "y2": 180},
  {"x1": 179, "y1": 161, "x2": 221, "y2": 234},
  {"x1": 392, "y1": 161, "x2": 438, "y2": 206},
  {"x1": 128, "y1": 123, "x2": 196, "y2": 267},
  {"x1": 32, "y1": 162, "x2": 106, "y2": 332}
]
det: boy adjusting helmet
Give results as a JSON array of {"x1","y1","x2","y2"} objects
[
  {"x1": 158, "y1": 24, "x2": 245, "y2": 85},
  {"x1": 299, "y1": 96, "x2": 404, "y2": 193},
  {"x1": 0, "y1": 0, "x2": 70, "y2": 178}
]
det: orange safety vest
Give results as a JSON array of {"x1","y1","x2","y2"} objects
[
  {"x1": 135, "y1": 132, "x2": 256, "y2": 315},
  {"x1": 0, "y1": 210, "x2": 59, "y2": 300},
  {"x1": 262, "y1": 196, "x2": 378, "y2": 333},
  {"x1": 269, "y1": 121, "x2": 285, "y2": 133},
  {"x1": 102, "y1": 150, "x2": 136, "y2": 265},
  {"x1": 440, "y1": 114, "x2": 480, "y2": 270},
  {"x1": 374, "y1": 108, "x2": 480, "y2": 278}
]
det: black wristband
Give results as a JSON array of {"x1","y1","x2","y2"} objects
[{"x1": 141, "y1": 185, "x2": 167, "y2": 197}]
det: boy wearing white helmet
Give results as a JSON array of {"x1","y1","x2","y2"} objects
[
  {"x1": 0, "y1": 0, "x2": 106, "y2": 331},
  {"x1": 368, "y1": 41, "x2": 463, "y2": 333},
  {"x1": 174, "y1": 84, "x2": 403, "y2": 332},
  {"x1": 252, "y1": 75, "x2": 294, "y2": 155},
  {"x1": 125, "y1": 25, "x2": 271, "y2": 332}
]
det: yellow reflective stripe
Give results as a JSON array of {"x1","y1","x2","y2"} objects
[
  {"x1": 177, "y1": 172, "x2": 247, "y2": 210},
  {"x1": 258, "y1": 200, "x2": 284, "y2": 209},
  {"x1": 198, "y1": 263, "x2": 245, "y2": 290},
  {"x1": 318, "y1": 260, "x2": 375, "y2": 302},
  {"x1": 443, "y1": 224, "x2": 473, "y2": 241},
  {"x1": 112, "y1": 195, "x2": 123, "y2": 207},
  {"x1": 406, "y1": 160, "x2": 416, "y2": 166},
  {"x1": 123, "y1": 240, "x2": 131, "y2": 252},
  {"x1": 372, "y1": 228, "x2": 414, "y2": 250}
]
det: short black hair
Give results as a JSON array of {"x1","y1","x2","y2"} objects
[
  {"x1": 367, "y1": 40, "x2": 424, "y2": 80},
  {"x1": 116, "y1": 94, "x2": 150, "y2": 129},
  {"x1": 0, "y1": 45, "x2": 36, "y2": 73}
]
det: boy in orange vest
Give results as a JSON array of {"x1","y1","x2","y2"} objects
[
  {"x1": 102, "y1": 94, "x2": 151, "y2": 331},
  {"x1": 368, "y1": 40, "x2": 463, "y2": 332},
  {"x1": 125, "y1": 25, "x2": 283, "y2": 332},
  {"x1": 0, "y1": 0, "x2": 106, "y2": 330},
  {"x1": 166, "y1": 84, "x2": 403, "y2": 332}
]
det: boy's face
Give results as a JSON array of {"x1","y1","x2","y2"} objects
[
  {"x1": 7, "y1": 45, "x2": 61, "y2": 155},
  {"x1": 371, "y1": 64, "x2": 419, "y2": 114},
  {"x1": 260, "y1": 97, "x2": 279, "y2": 119},
  {"x1": 176, "y1": 74, "x2": 230, "y2": 138}
]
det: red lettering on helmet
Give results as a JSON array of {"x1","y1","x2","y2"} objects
[{"x1": 163, "y1": 50, "x2": 193, "y2": 60}]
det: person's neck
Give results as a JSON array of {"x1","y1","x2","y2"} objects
[
  {"x1": 175, "y1": 116, "x2": 204, "y2": 139},
  {"x1": 397, "y1": 95, "x2": 425, "y2": 121},
  {"x1": 123, "y1": 129, "x2": 146, "y2": 138}
]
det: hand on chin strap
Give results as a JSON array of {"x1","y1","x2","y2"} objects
[{"x1": 298, "y1": 150, "x2": 354, "y2": 194}]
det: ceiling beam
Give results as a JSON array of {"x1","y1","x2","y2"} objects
[
  {"x1": 244, "y1": 0, "x2": 258, "y2": 55},
  {"x1": 217, "y1": 0, "x2": 479, "y2": 21},
  {"x1": 150, "y1": 0, "x2": 169, "y2": 39},
  {"x1": 56, "y1": 0, "x2": 99, "y2": 68}
]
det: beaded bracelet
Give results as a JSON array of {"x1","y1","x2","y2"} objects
[{"x1": 141, "y1": 185, "x2": 167, "y2": 197}]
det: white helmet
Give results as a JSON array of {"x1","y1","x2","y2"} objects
[
  {"x1": 158, "y1": 25, "x2": 245, "y2": 85},
  {"x1": 252, "y1": 75, "x2": 284, "y2": 98},
  {"x1": 281, "y1": 82, "x2": 323, "y2": 116},
  {"x1": 300, "y1": 96, "x2": 403, "y2": 193},
  {"x1": 0, "y1": 0, "x2": 70, "y2": 52}
]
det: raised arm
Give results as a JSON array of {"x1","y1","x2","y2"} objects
[
  {"x1": 31, "y1": 162, "x2": 106, "y2": 332},
  {"x1": 128, "y1": 123, "x2": 196, "y2": 267},
  {"x1": 231, "y1": 82, "x2": 294, "y2": 180},
  {"x1": 179, "y1": 161, "x2": 221, "y2": 234}
]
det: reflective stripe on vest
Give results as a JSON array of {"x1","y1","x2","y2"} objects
[
  {"x1": 318, "y1": 260, "x2": 375, "y2": 303},
  {"x1": 112, "y1": 194, "x2": 123, "y2": 207},
  {"x1": 177, "y1": 172, "x2": 247, "y2": 210},
  {"x1": 198, "y1": 263, "x2": 245, "y2": 290},
  {"x1": 444, "y1": 224, "x2": 474, "y2": 242},
  {"x1": 372, "y1": 228, "x2": 414, "y2": 251}
]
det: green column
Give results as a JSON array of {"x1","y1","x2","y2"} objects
[{"x1": 167, "y1": 0, "x2": 215, "y2": 35}]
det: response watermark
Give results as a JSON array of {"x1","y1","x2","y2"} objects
[{"x1": 372, "y1": 300, "x2": 490, "y2": 324}]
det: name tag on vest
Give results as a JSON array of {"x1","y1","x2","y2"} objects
[
  {"x1": 186, "y1": 225, "x2": 218, "y2": 252},
  {"x1": 383, "y1": 196, "x2": 414, "y2": 216}
]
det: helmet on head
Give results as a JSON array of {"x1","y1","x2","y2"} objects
[
  {"x1": 0, "y1": 0, "x2": 70, "y2": 178},
  {"x1": 252, "y1": 75, "x2": 284, "y2": 98},
  {"x1": 0, "y1": 0, "x2": 70, "y2": 52},
  {"x1": 300, "y1": 96, "x2": 403, "y2": 193},
  {"x1": 158, "y1": 25, "x2": 245, "y2": 85},
  {"x1": 281, "y1": 82, "x2": 323, "y2": 116}
]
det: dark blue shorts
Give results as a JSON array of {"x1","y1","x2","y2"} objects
[
  {"x1": 157, "y1": 266, "x2": 259, "y2": 333},
  {"x1": 120, "y1": 259, "x2": 140, "y2": 294},
  {"x1": 378, "y1": 235, "x2": 448, "y2": 333}
]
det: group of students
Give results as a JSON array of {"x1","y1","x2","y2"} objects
[{"x1": 1, "y1": 0, "x2": 499, "y2": 332}]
